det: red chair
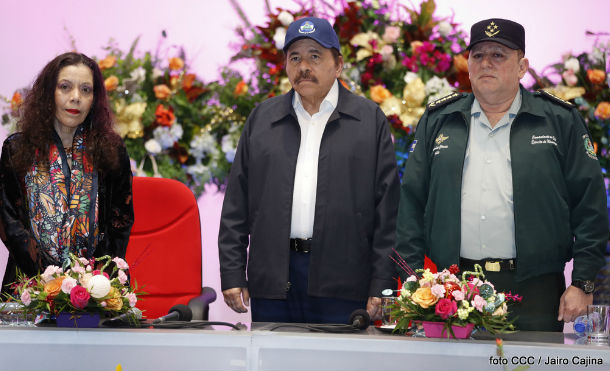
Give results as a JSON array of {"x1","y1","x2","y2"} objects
[{"x1": 125, "y1": 177, "x2": 215, "y2": 319}]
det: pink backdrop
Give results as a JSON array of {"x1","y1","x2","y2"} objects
[{"x1": 0, "y1": 0, "x2": 608, "y2": 326}]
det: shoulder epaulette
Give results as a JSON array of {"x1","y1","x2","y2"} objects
[
  {"x1": 427, "y1": 92, "x2": 465, "y2": 111},
  {"x1": 536, "y1": 89, "x2": 575, "y2": 109}
]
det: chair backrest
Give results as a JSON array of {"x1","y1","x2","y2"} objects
[{"x1": 125, "y1": 177, "x2": 202, "y2": 319}]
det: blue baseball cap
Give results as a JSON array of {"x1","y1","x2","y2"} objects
[{"x1": 283, "y1": 17, "x2": 341, "y2": 53}]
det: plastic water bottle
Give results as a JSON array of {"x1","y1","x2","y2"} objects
[{"x1": 573, "y1": 315, "x2": 589, "y2": 337}]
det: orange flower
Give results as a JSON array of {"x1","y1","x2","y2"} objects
[
  {"x1": 98, "y1": 55, "x2": 117, "y2": 70},
  {"x1": 410, "y1": 287, "x2": 439, "y2": 309},
  {"x1": 104, "y1": 75, "x2": 119, "y2": 92},
  {"x1": 154, "y1": 84, "x2": 172, "y2": 99},
  {"x1": 233, "y1": 80, "x2": 248, "y2": 97},
  {"x1": 410, "y1": 41, "x2": 423, "y2": 54},
  {"x1": 587, "y1": 69, "x2": 606, "y2": 84},
  {"x1": 182, "y1": 73, "x2": 196, "y2": 90},
  {"x1": 10, "y1": 91, "x2": 22, "y2": 111},
  {"x1": 155, "y1": 104, "x2": 175, "y2": 127},
  {"x1": 169, "y1": 57, "x2": 184, "y2": 71},
  {"x1": 339, "y1": 79, "x2": 350, "y2": 90},
  {"x1": 595, "y1": 102, "x2": 610, "y2": 120},
  {"x1": 370, "y1": 84, "x2": 392, "y2": 103},
  {"x1": 43, "y1": 277, "x2": 65, "y2": 300},
  {"x1": 453, "y1": 54, "x2": 468, "y2": 73}
]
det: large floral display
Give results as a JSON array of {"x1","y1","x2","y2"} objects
[{"x1": 2, "y1": 0, "x2": 609, "y2": 197}]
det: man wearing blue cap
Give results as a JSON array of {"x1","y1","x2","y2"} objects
[
  {"x1": 396, "y1": 18, "x2": 608, "y2": 331},
  {"x1": 219, "y1": 17, "x2": 399, "y2": 323}
]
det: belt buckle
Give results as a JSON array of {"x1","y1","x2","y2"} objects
[{"x1": 485, "y1": 261, "x2": 501, "y2": 272}]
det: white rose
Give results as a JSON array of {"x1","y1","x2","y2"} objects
[
  {"x1": 564, "y1": 57, "x2": 580, "y2": 73},
  {"x1": 403, "y1": 71, "x2": 419, "y2": 84},
  {"x1": 87, "y1": 275, "x2": 111, "y2": 299},
  {"x1": 274, "y1": 27, "x2": 287, "y2": 50},
  {"x1": 145, "y1": 139, "x2": 162, "y2": 154},
  {"x1": 437, "y1": 21, "x2": 452, "y2": 37},
  {"x1": 277, "y1": 11, "x2": 294, "y2": 27}
]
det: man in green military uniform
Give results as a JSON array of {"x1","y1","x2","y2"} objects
[{"x1": 396, "y1": 18, "x2": 608, "y2": 331}]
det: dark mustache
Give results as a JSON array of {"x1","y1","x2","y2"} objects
[{"x1": 296, "y1": 71, "x2": 317, "y2": 84}]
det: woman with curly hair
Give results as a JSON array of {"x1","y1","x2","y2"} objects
[{"x1": 0, "y1": 52, "x2": 134, "y2": 294}]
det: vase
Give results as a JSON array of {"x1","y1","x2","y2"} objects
[
  {"x1": 55, "y1": 312, "x2": 100, "y2": 328},
  {"x1": 420, "y1": 321, "x2": 475, "y2": 339}
]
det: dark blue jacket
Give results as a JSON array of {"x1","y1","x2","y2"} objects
[{"x1": 219, "y1": 83, "x2": 400, "y2": 300}]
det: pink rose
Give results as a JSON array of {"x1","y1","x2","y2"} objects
[
  {"x1": 125, "y1": 292, "x2": 138, "y2": 307},
  {"x1": 112, "y1": 257, "x2": 129, "y2": 270},
  {"x1": 118, "y1": 270, "x2": 128, "y2": 285},
  {"x1": 430, "y1": 284, "x2": 446, "y2": 298},
  {"x1": 435, "y1": 298, "x2": 457, "y2": 320},
  {"x1": 562, "y1": 70, "x2": 578, "y2": 86},
  {"x1": 61, "y1": 277, "x2": 77, "y2": 294},
  {"x1": 452, "y1": 290, "x2": 465, "y2": 301},
  {"x1": 471, "y1": 295, "x2": 487, "y2": 312},
  {"x1": 70, "y1": 285, "x2": 90, "y2": 310},
  {"x1": 382, "y1": 26, "x2": 401, "y2": 43},
  {"x1": 20, "y1": 290, "x2": 32, "y2": 306}
]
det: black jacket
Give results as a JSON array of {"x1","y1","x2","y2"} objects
[
  {"x1": 0, "y1": 133, "x2": 134, "y2": 292},
  {"x1": 397, "y1": 87, "x2": 608, "y2": 282},
  {"x1": 219, "y1": 83, "x2": 400, "y2": 301}
]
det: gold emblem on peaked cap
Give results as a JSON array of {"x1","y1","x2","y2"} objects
[{"x1": 485, "y1": 21, "x2": 500, "y2": 37}]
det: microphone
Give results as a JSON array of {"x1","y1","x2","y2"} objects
[
  {"x1": 152, "y1": 304, "x2": 192, "y2": 324},
  {"x1": 349, "y1": 309, "x2": 371, "y2": 330},
  {"x1": 101, "y1": 308, "x2": 142, "y2": 327}
]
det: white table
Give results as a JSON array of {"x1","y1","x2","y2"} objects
[{"x1": 0, "y1": 323, "x2": 608, "y2": 371}]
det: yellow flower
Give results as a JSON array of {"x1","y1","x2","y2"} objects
[
  {"x1": 380, "y1": 96, "x2": 403, "y2": 116},
  {"x1": 98, "y1": 55, "x2": 117, "y2": 70},
  {"x1": 278, "y1": 77, "x2": 292, "y2": 94},
  {"x1": 104, "y1": 75, "x2": 119, "y2": 92},
  {"x1": 410, "y1": 287, "x2": 439, "y2": 309},
  {"x1": 399, "y1": 107, "x2": 426, "y2": 127},
  {"x1": 453, "y1": 54, "x2": 468, "y2": 73},
  {"x1": 114, "y1": 100, "x2": 147, "y2": 139},
  {"x1": 594, "y1": 101, "x2": 610, "y2": 120},
  {"x1": 493, "y1": 303, "x2": 507, "y2": 316},
  {"x1": 104, "y1": 287, "x2": 123, "y2": 311},
  {"x1": 169, "y1": 57, "x2": 184, "y2": 71},
  {"x1": 402, "y1": 77, "x2": 426, "y2": 108},
  {"x1": 369, "y1": 84, "x2": 391, "y2": 103},
  {"x1": 350, "y1": 32, "x2": 381, "y2": 61}
]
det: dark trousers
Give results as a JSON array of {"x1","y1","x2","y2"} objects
[
  {"x1": 460, "y1": 261, "x2": 565, "y2": 332},
  {"x1": 251, "y1": 251, "x2": 367, "y2": 324}
]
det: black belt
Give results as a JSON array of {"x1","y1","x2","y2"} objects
[
  {"x1": 290, "y1": 238, "x2": 312, "y2": 253},
  {"x1": 460, "y1": 257, "x2": 516, "y2": 272}
]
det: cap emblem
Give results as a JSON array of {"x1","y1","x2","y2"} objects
[
  {"x1": 298, "y1": 21, "x2": 316, "y2": 34},
  {"x1": 485, "y1": 21, "x2": 500, "y2": 37}
]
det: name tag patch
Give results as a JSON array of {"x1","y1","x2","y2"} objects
[{"x1": 531, "y1": 135, "x2": 557, "y2": 146}]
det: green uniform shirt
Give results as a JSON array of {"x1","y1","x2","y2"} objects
[{"x1": 396, "y1": 86, "x2": 609, "y2": 282}]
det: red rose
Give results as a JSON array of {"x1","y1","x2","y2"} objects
[
  {"x1": 70, "y1": 285, "x2": 90, "y2": 310},
  {"x1": 448, "y1": 264, "x2": 460, "y2": 275},
  {"x1": 435, "y1": 298, "x2": 457, "y2": 320}
]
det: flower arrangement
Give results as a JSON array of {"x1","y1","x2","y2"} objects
[
  {"x1": 391, "y1": 256, "x2": 518, "y2": 337},
  {"x1": 96, "y1": 38, "x2": 249, "y2": 195},
  {"x1": 230, "y1": 0, "x2": 470, "y2": 176},
  {"x1": 6, "y1": 254, "x2": 139, "y2": 319},
  {"x1": 530, "y1": 36, "x2": 610, "y2": 173}
]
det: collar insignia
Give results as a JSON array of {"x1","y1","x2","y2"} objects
[{"x1": 435, "y1": 133, "x2": 449, "y2": 145}]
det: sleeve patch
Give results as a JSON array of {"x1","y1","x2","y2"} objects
[{"x1": 583, "y1": 135, "x2": 597, "y2": 160}]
